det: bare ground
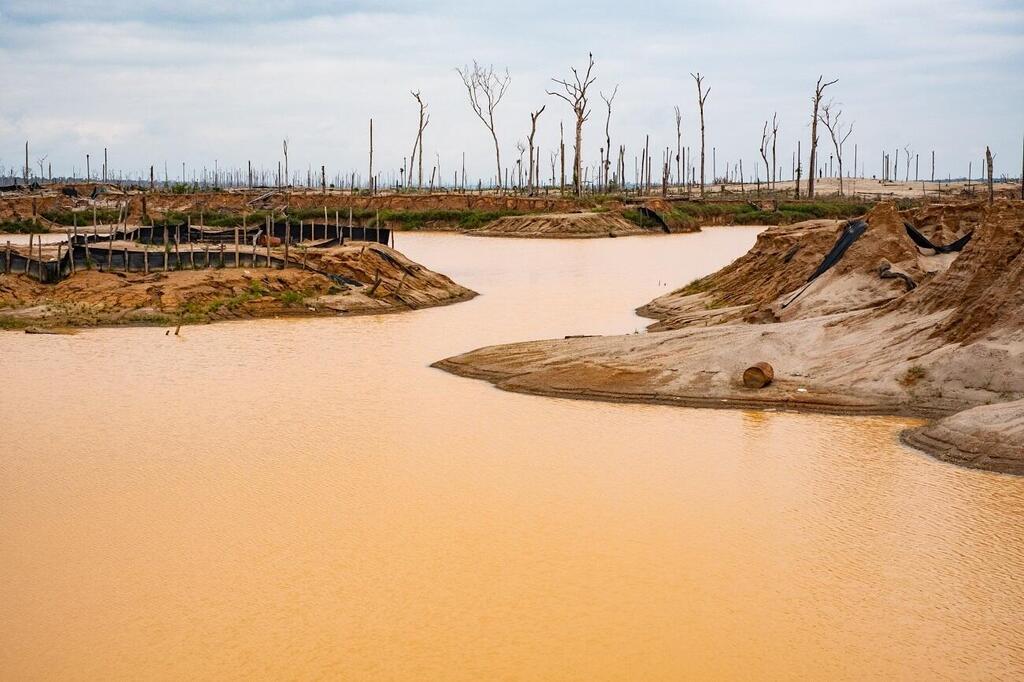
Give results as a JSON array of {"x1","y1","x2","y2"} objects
[
  {"x1": 0, "y1": 242, "x2": 475, "y2": 329},
  {"x1": 436, "y1": 199, "x2": 1024, "y2": 474},
  {"x1": 470, "y1": 212, "x2": 655, "y2": 238}
]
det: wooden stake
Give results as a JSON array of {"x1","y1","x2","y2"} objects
[
  {"x1": 283, "y1": 219, "x2": 289, "y2": 267},
  {"x1": 66, "y1": 230, "x2": 75, "y2": 275}
]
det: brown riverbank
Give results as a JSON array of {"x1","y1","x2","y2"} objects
[
  {"x1": 470, "y1": 211, "x2": 657, "y2": 238},
  {"x1": 0, "y1": 242, "x2": 475, "y2": 329},
  {"x1": 436, "y1": 199, "x2": 1024, "y2": 474}
]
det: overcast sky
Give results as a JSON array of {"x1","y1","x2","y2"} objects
[{"x1": 0, "y1": 0, "x2": 1021, "y2": 184}]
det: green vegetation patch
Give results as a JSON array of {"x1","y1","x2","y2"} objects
[
  {"x1": 0, "y1": 219, "x2": 49, "y2": 234},
  {"x1": 41, "y1": 208, "x2": 121, "y2": 226}
]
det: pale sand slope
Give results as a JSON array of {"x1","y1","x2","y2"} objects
[
  {"x1": 436, "y1": 200, "x2": 1024, "y2": 473},
  {"x1": 903, "y1": 399, "x2": 1024, "y2": 474},
  {"x1": 471, "y1": 212, "x2": 655, "y2": 238}
]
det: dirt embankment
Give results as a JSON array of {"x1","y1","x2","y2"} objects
[
  {"x1": 436, "y1": 200, "x2": 1024, "y2": 474},
  {"x1": 902, "y1": 400, "x2": 1024, "y2": 475},
  {"x1": 0, "y1": 188, "x2": 583, "y2": 225},
  {"x1": 471, "y1": 212, "x2": 658, "y2": 238},
  {"x1": 0, "y1": 242, "x2": 475, "y2": 329}
]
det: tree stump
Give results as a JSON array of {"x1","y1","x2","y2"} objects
[{"x1": 742, "y1": 362, "x2": 774, "y2": 388}]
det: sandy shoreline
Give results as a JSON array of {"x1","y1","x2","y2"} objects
[
  {"x1": 435, "y1": 200, "x2": 1024, "y2": 474},
  {"x1": 0, "y1": 241, "x2": 476, "y2": 330}
]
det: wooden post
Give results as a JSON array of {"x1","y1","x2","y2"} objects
[
  {"x1": 174, "y1": 235, "x2": 181, "y2": 270},
  {"x1": 335, "y1": 210, "x2": 340, "y2": 241},
  {"x1": 66, "y1": 230, "x2": 75, "y2": 275},
  {"x1": 188, "y1": 216, "x2": 196, "y2": 269},
  {"x1": 107, "y1": 227, "x2": 114, "y2": 270},
  {"x1": 283, "y1": 218, "x2": 289, "y2": 267},
  {"x1": 219, "y1": 243, "x2": 225, "y2": 268},
  {"x1": 163, "y1": 225, "x2": 169, "y2": 271},
  {"x1": 143, "y1": 243, "x2": 149, "y2": 275},
  {"x1": 324, "y1": 206, "x2": 328, "y2": 241},
  {"x1": 205, "y1": 242, "x2": 211, "y2": 268},
  {"x1": 986, "y1": 146, "x2": 994, "y2": 205},
  {"x1": 265, "y1": 215, "x2": 271, "y2": 267}
]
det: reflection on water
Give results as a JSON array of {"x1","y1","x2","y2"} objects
[{"x1": 1, "y1": 229, "x2": 1022, "y2": 680}]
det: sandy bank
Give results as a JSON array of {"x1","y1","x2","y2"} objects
[
  {"x1": 901, "y1": 399, "x2": 1024, "y2": 474},
  {"x1": 0, "y1": 242, "x2": 475, "y2": 329},
  {"x1": 471, "y1": 212, "x2": 657, "y2": 238},
  {"x1": 436, "y1": 200, "x2": 1024, "y2": 474}
]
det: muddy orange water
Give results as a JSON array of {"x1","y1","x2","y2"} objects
[{"x1": 2, "y1": 229, "x2": 1023, "y2": 680}]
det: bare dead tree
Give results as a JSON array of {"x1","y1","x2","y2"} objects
[
  {"x1": 770, "y1": 113, "x2": 779, "y2": 190},
  {"x1": 456, "y1": 62, "x2": 511, "y2": 189},
  {"x1": 409, "y1": 91, "x2": 430, "y2": 189},
  {"x1": 986, "y1": 146, "x2": 994, "y2": 205},
  {"x1": 601, "y1": 85, "x2": 618, "y2": 192},
  {"x1": 903, "y1": 145, "x2": 912, "y2": 182},
  {"x1": 515, "y1": 141, "x2": 526, "y2": 190},
  {"x1": 368, "y1": 119, "x2": 374, "y2": 194},
  {"x1": 807, "y1": 75, "x2": 837, "y2": 198},
  {"x1": 674, "y1": 105, "x2": 682, "y2": 188},
  {"x1": 559, "y1": 122, "x2": 565, "y2": 194},
  {"x1": 282, "y1": 139, "x2": 289, "y2": 188},
  {"x1": 819, "y1": 101, "x2": 854, "y2": 195},
  {"x1": 690, "y1": 72, "x2": 710, "y2": 196},
  {"x1": 759, "y1": 121, "x2": 771, "y2": 195},
  {"x1": 547, "y1": 53, "x2": 597, "y2": 196},
  {"x1": 526, "y1": 105, "x2": 545, "y2": 195}
]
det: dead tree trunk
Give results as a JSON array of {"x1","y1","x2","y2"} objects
[
  {"x1": 547, "y1": 53, "x2": 596, "y2": 197},
  {"x1": 759, "y1": 121, "x2": 770, "y2": 196},
  {"x1": 602, "y1": 86, "x2": 618, "y2": 192},
  {"x1": 457, "y1": 62, "x2": 511, "y2": 190},
  {"x1": 283, "y1": 139, "x2": 289, "y2": 188},
  {"x1": 986, "y1": 146, "x2": 994, "y2": 205},
  {"x1": 559, "y1": 122, "x2": 566, "y2": 194},
  {"x1": 770, "y1": 113, "x2": 779, "y2": 190},
  {"x1": 409, "y1": 91, "x2": 430, "y2": 189},
  {"x1": 819, "y1": 101, "x2": 853, "y2": 196},
  {"x1": 690, "y1": 72, "x2": 710, "y2": 196},
  {"x1": 674, "y1": 105, "x2": 682, "y2": 189},
  {"x1": 526, "y1": 105, "x2": 545, "y2": 195},
  {"x1": 807, "y1": 75, "x2": 837, "y2": 199}
]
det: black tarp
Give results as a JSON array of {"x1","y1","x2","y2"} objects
[
  {"x1": 782, "y1": 219, "x2": 868, "y2": 308},
  {"x1": 903, "y1": 222, "x2": 973, "y2": 254}
]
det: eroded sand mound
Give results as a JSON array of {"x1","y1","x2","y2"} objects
[
  {"x1": 472, "y1": 212, "x2": 653, "y2": 238},
  {"x1": 437, "y1": 199, "x2": 1024, "y2": 473},
  {"x1": 0, "y1": 242, "x2": 474, "y2": 328},
  {"x1": 902, "y1": 400, "x2": 1024, "y2": 474}
]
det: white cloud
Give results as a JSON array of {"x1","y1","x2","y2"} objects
[{"x1": 0, "y1": 0, "x2": 1020, "y2": 182}]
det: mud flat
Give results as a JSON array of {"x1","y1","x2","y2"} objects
[
  {"x1": 436, "y1": 200, "x2": 1024, "y2": 474},
  {"x1": 0, "y1": 242, "x2": 474, "y2": 329}
]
